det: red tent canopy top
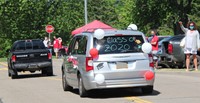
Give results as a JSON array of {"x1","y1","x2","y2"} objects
[{"x1": 71, "y1": 20, "x2": 115, "y2": 35}]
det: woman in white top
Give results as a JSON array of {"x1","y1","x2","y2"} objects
[
  {"x1": 179, "y1": 21, "x2": 200, "y2": 71},
  {"x1": 43, "y1": 36, "x2": 49, "y2": 47}
]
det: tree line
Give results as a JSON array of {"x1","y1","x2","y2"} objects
[{"x1": 0, "y1": 0, "x2": 199, "y2": 57}]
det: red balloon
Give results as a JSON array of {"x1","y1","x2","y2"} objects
[
  {"x1": 90, "y1": 48, "x2": 99, "y2": 59},
  {"x1": 144, "y1": 71, "x2": 154, "y2": 80}
]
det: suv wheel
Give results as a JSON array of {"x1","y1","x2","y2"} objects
[
  {"x1": 8, "y1": 65, "x2": 12, "y2": 77},
  {"x1": 78, "y1": 74, "x2": 88, "y2": 97},
  {"x1": 62, "y1": 69, "x2": 73, "y2": 91},
  {"x1": 8, "y1": 69, "x2": 11, "y2": 77},
  {"x1": 8, "y1": 72, "x2": 11, "y2": 77},
  {"x1": 11, "y1": 70, "x2": 18, "y2": 79},
  {"x1": 141, "y1": 86, "x2": 153, "y2": 94},
  {"x1": 42, "y1": 66, "x2": 53, "y2": 76}
]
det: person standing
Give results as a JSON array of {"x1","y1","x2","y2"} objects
[
  {"x1": 58, "y1": 37, "x2": 63, "y2": 58},
  {"x1": 43, "y1": 36, "x2": 49, "y2": 48},
  {"x1": 58, "y1": 37, "x2": 62, "y2": 49},
  {"x1": 53, "y1": 36, "x2": 59, "y2": 59},
  {"x1": 150, "y1": 29, "x2": 159, "y2": 69},
  {"x1": 179, "y1": 21, "x2": 200, "y2": 71}
]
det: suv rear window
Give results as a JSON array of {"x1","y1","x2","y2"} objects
[
  {"x1": 94, "y1": 35, "x2": 144, "y2": 54},
  {"x1": 12, "y1": 40, "x2": 45, "y2": 51}
]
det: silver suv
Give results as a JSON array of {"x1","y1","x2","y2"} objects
[{"x1": 61, "y1": 29, "x2": 155, "y2": 97}]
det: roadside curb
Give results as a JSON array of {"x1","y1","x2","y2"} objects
[{"x1": 155, "y1": 69, "x2": 199, "y2": 74}]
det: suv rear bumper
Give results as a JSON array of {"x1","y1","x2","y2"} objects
[
  {"x1": 82, "y1": 74, "x2": 154, "y2": 90},
  {"x1": 13, "y1": 61, "x2": 52, "y2": 71}
]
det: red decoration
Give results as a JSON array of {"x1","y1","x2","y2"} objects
[
  {"x1": 67, "y1": 57, "x2": 73, "y2": 62},
  {"x1": 90, "y1": 48, "x2": 99, "y2": 59},
  {"x1": 144, "y1": 71, "x2": 154, "y2": 80},
  {"x1": 67, "y1": 56, "x2": 78, "y2": 68}
]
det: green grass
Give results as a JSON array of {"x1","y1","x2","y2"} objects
[{"x1": 0, "y1": 58, "x2": 7, "y2": 62}]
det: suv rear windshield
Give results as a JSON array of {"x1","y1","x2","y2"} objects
[
  {"x1": 12, "y1": 40, "x2": 45, "y2": 51},
  {"x1": 94, "y1": 35, "x2": 144, "y2": 54}
]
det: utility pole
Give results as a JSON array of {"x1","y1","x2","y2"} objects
[{"x1": 84, "y1": 0, "x2": 88, "y2": 25}]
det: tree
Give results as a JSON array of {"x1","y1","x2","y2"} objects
[
  {"x1": 188, "y1": 0, "x2": 200, "y2": 31},
  {"x1": 114, "y1": 0, "x2": 135, "y2": 29},
  {"x1": 0, "y1": 0, "x2": 84, "y2": 57},
  {"x1": 132, "y1": 0, "x2": 194, "y2": 36},
  {"x1": 87, "y1": 0, "x2": 118, "y2": 28},
  {"x1": 0, "y1": 0, "x2": 199, "y2": 58}
]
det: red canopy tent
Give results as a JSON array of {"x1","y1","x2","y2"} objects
[{"x1": 71, "y1": 20, "x2": 115, "y2": 35}]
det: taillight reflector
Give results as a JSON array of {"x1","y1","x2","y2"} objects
[
  {"x1": 12, "y1": 55, "x2": 16, "y2": 62},
  {"x1": 86, "y1": 57, "x2": 93, "y2": 72},
  {"x1": 168, "y1": 43, "x2": 173, "y2": 54},
  {"x1": 148, "y1": 54, "x2": 154, "y2": 67},
  {"x1": 48, "y1": 53, "x2": 52, "y2": 59}
]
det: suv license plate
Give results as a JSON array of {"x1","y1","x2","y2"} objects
[
  {"x1": 116, "y1": 62, "x2": 128, "y2": 69},
  {"x1": 28, "y1": 64, "x2": 38, "y2": 68}
]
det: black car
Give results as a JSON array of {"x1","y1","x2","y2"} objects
[{"x1": 7, "y1": 39, "x2": 53, "y2": 79}]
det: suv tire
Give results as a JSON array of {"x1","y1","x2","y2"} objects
[
  {"x1": 8, "y1": 72, "x2": 11, "y2": 77},
  {"x1": 78, "y1": 74, "x2": 88, "y2": 97},
  {"x1": 141, "y1": 86, "x2": 153, "y2": 94},
  {"x1": 11, "y1": 70, "x2": 18, "y2": 79},
  {"x1": 42, "y1": 66, "x2": 53, "y2": 76},
  {"x1": 62, "y1": 68, "x2": 73, "y2": 91}
]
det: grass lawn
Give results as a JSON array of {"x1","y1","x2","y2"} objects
[{"x1": 0, "y1": 58, "x2": 7, "y2": 62}]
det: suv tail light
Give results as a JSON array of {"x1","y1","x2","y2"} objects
[
  {"x1": 48, "y1": 53, "x2": 52, "y2": 59},
  {"x1": 86, "y1": 57, "x2": 93, "y2": 72},
  {"x1": 148, "y1": 54, "x2": 154, "y2": 67},
  {"x1": 168, "y1": 43, "x2": 173, "y2": 54},
  {"x1": 11, "y1": 55, "x2": 16, "y2": 62}
]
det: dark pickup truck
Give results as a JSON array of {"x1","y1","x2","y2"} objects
[
  {"x1": 7, "y1": 39, "x2": 53, "y2": 79},
  {"x1": 158, "y1": 35, "x2": 200, "y2": 68}
]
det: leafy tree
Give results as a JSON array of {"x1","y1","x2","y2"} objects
[
  {"x1": 188, "y1": 0, "x2": 200, "y2": 30},
  {"x1": 0, "y1": 0, "x2": 200, "y2": 58},
  {"x1": 87, "y1": 0, "x2": 118, "y2": 28},
  {"x1": 114, "y1": 0, "x2": 135, "y2": 29},
  {"x1": 132, "y1": 0, "x2": 194, "y2": 36}
]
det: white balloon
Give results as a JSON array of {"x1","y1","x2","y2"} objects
[
  {"x1": 94, "y1": 29, "x2": 105, "y2": 40},
  {"x1": 127, "y1": 24, "x2": 137, "y2": 30},
  {"x1": 94, "y1": 74, "x2": 105, "y2": 84},
  {"x1": 142, "y1": 43, "x2": 152, "y2": 53}
]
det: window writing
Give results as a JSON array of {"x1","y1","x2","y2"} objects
[{"x1": 94, "y1": 35, "x2": 144, "y2": 54}]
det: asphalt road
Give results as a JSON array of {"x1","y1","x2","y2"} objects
[{"x1": 0, "y1": 59, "x2": 200, "y2": 103}]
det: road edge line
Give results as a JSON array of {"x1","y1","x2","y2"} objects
[{"x1": 0, "y1": 62, "x2": 8, "y2": 67}]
